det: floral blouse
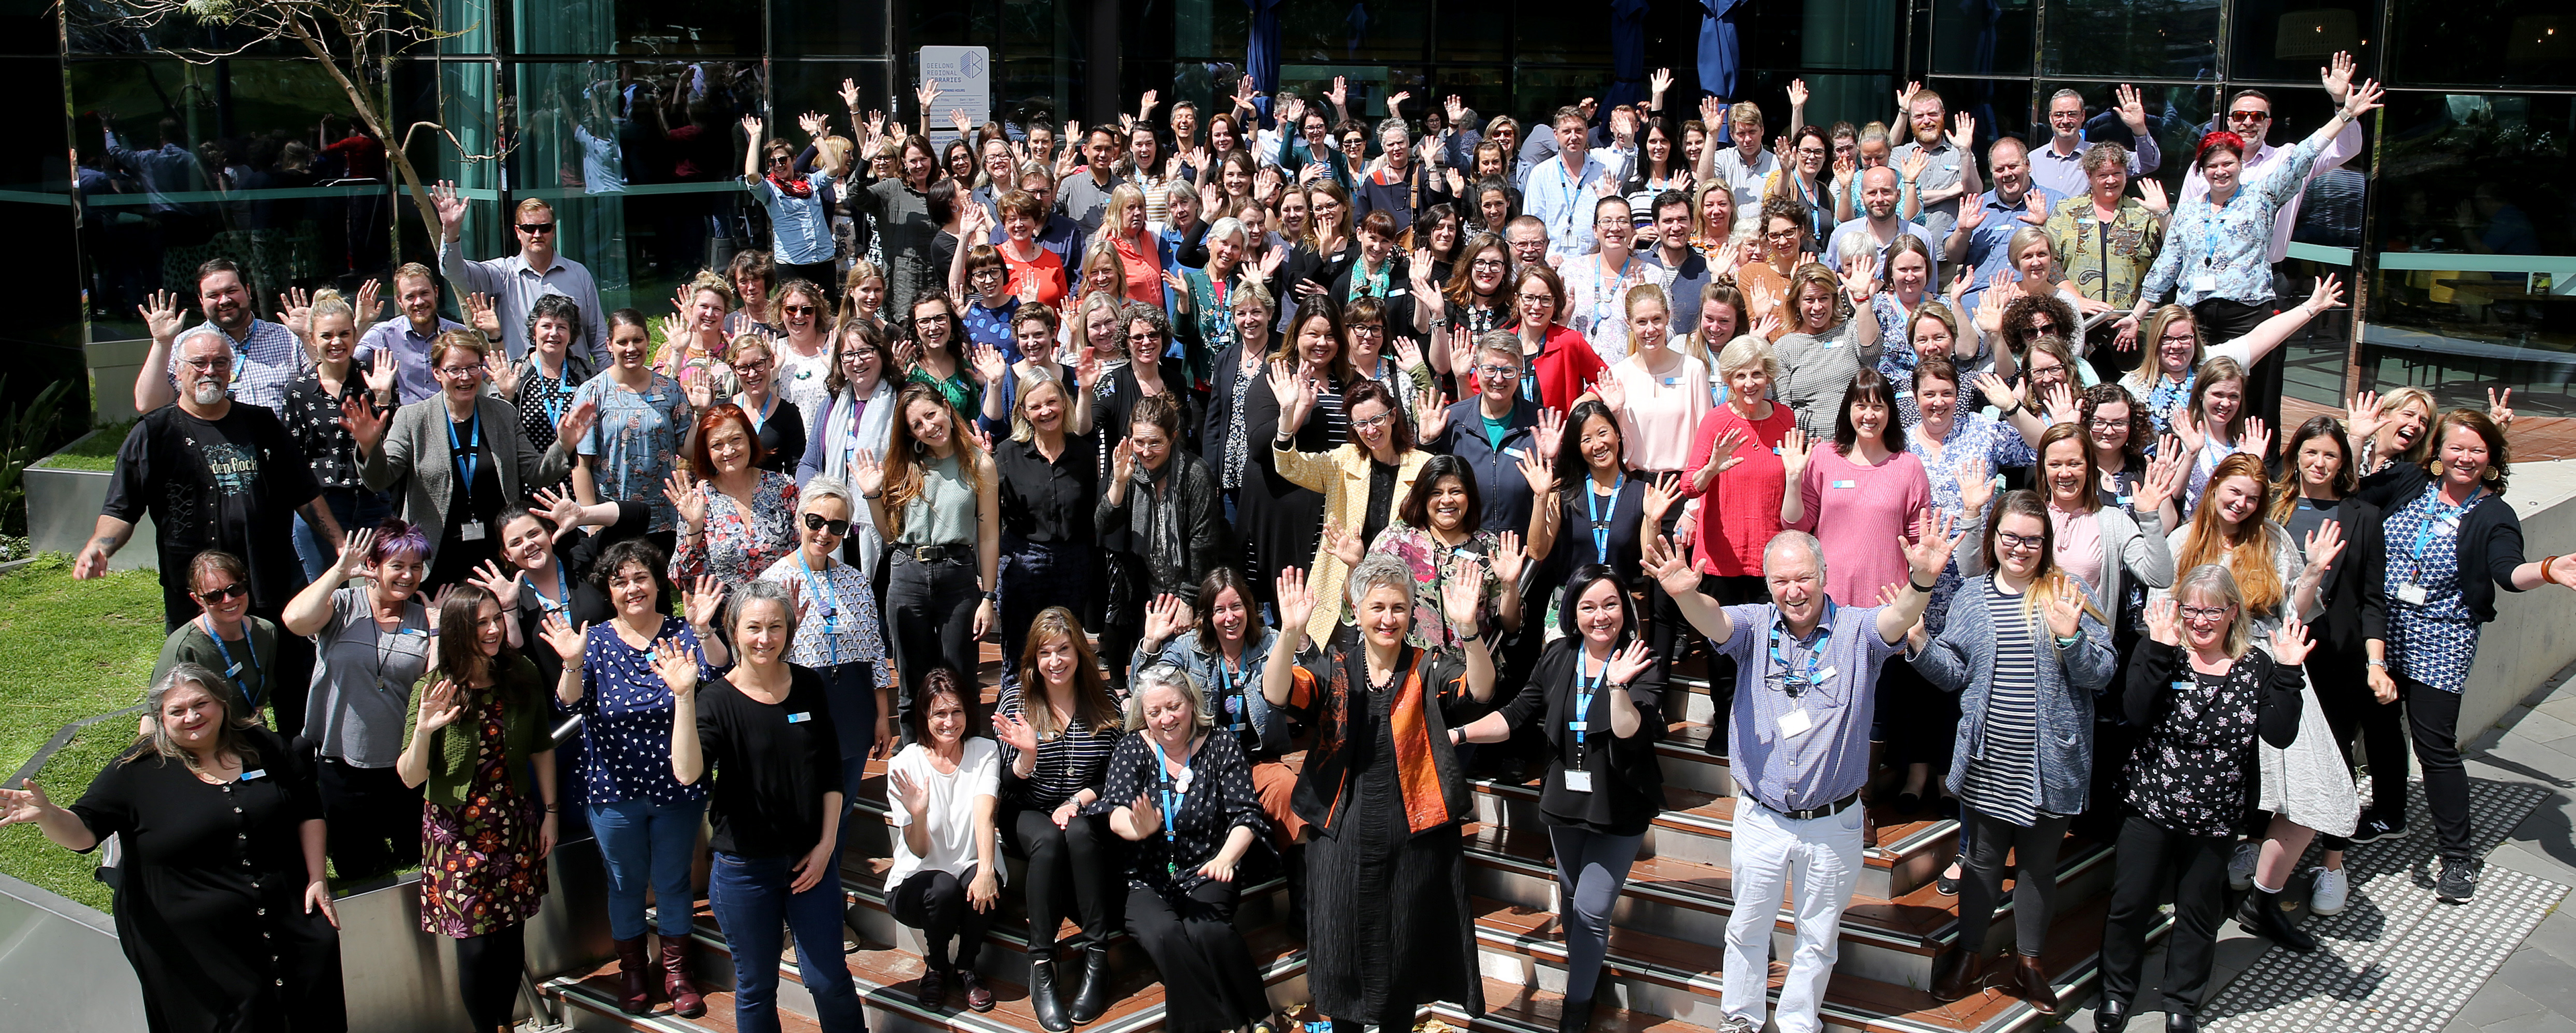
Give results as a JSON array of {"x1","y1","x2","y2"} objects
[
  {"x1": 757, "y1": 551, "x2": 890, "y2": 673},
  {"x1": 281, "y1": 369, "x2": 366, "y2": 490},
  {"x1": 670, "y1": 471, "x2": 802, "y2": 587},
  {"x1": 572, "y1": 372, "x2": 695, "y2": 533},
  {"x1": 2127, "y1": 653, "x2": 2269, "y2": 838},
  {"x1": 1371, "y1": 523, "x2": 1509, "y2": 654}
]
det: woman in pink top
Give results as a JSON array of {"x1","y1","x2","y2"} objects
[
  {"x1": 1594, "y1": 283, "x2": 1713, "y2": 475},
  {"x1": 1782, "y1": 367, "x2": 1932, "y2": 605}
]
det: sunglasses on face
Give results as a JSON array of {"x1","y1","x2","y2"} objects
[
  {"x1": 194, "y1": 582, "x2": 250, "y2": 602},
  {"x1": 782, "y1": 304, "x2": 817, "y2": 317},
  {"x1": 802, "y1": 513, "x2": 852, "y2": 535},
  {"x1": 2227, "y1": 110, "x2": 2270, "y2": 122},
  {"x1": 518, "y1": 222, "x2": 555, "y2": 234}
]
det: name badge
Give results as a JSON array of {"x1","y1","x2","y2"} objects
[
  {"x1": 239, "y1": 769, "x2": 267, "y2": 781},
  {"x1": 1814, "y1": 666, "x2": 1837, "y2": 683},
  {"x1": 2395, "y1": 583, "x2": 2429, "y2": 606},
  {"x1": 225, "y1": 662, "x2": 244, "y2": 677},
  {"x1": 1832, "y1": 479, "x2": 1857, "y2": 489},
  {"x1": 787, "y1": 712, "x2": 813, "y2": 724},
  {"x1": 2171, "y1": 681, "x2": 2195, "y2": 693},
  {"x1": 1777, "y1": 708, "x2": 1814, "y2": 738},
  {"x1": 647, "y1": 394, "x2": 666, "y2": 402},
  {"x1": 1504, "y1": 447, "x2": 1526, "y2": 459},
  {"x1": 1562, "y1": 768, "x2": 1595, "y2": 793},
  {"x1": 459, "y1": 520, "x2": 487, "y2": 542},
  {"x1": 1773, "y1": 446, "x2": 1784, "y2": 455},
  {"x1": 2191, "y1": 274, "x2": 2217, "y2": 293},
  {"x1": 1663, "y1": 377, "x2": 1680, "y2": 387},
  {"x1": 1894, "y1": 390, "x2": 1914, "y2": 400},
  {"x1": 2116, "y1": 495, "x2": 2135, "y2": 507},
  {"x1": 1567, "y1": 720, "x2": 1588, "y2": 733}
]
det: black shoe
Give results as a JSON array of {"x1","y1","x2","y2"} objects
[
  {"x1": 1556, "y1": 994, "x2": 1595, "y2": 1033},
  {"x1": 2350, "y1": 810, "x2": 2410, "y2": 845},
  {"x1": 1936, "y1": 869, "x2": 1959, "y2": 896},
  {"x1": 2095, "y1": 997, "x2": 2132, "y2": 1033},
  {"x1": 1928, "y1": 946, "x2": 1981, "y2": 1001},
  {"x1": 915, "y1": 967, "x2": 949, "y2": 1009},
  {"x1": 1895, "y1": 790, "x2": 1924, "y2": 816},
  {"x1": 2234, "y1": 887, "x2": 2318, "y2": 953},
  {"x1": 1028, "y1": 956, "x2": 1072, "y2": 1032},
  {"x1": 2438, "y1": 857, "x2": 2484, "y2": 904},
  {"x1": 2166, "y1": 1012, "x2": 2201, "y2": 1032},
  {"x1": 1068, "y1": 944, "x2": 1114, "y2": 1023}
]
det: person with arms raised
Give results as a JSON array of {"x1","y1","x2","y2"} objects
[{"x1": 431, "y1": 184, "x2": 608, "y2": 364}]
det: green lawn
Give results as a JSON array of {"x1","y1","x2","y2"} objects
[
  {"x1": 29, "y1": 419, "x2": 134, "y2": 473},
  {"x1": 0, "y1": 553, "x2": 171, "y2": 910}
]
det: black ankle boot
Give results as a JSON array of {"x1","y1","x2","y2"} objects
[
  {"x1": 1555, "y1": 994, "x2": 1595, "y2": 1033},
  {"x1": 1068, "y1": 944, "x2": 1114, "y2": 1023},
  {"x1": 2236, "y1": 887, "x2": 2318, "y2": 953},
  {"x1": 1028, "y1": 955, "x2": 1072, "y2": 1032}
]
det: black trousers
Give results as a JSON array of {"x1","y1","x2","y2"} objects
[
  {"x1": 1002, "y1": 806, "x2": 1119, "y2": 956},
  {"x1": 888, "y1": 866, "x2": 994, "y2": 973},
  {"x1": 1957, "y1": 807, "x2": 2072, "y2": 956},
  {"x1": 453, "y1": 922, "x2": 527, "y2": 1030},
  {"x1": 2100, "y1": 812, "x2": 2234, "y2": 1017},
  {"x1": 315, "y1": 758, "x2": 422, "y2": 881},
  {"x1": 2403, "y1": 676, "x2": 2477, "y2": 861},
  {"x1": 885, "y1": 550, "x2": 984, "y2": 714},
  {"x1": 2314, "y1": 649, "x2": 2410, "y2": 850},
  {"x1": 2191, "y1": 297, "x2": 2278, "y2": 452},
  {"x1": 1128, "y1": 880, "x2": 1270, "y2": 1033}
]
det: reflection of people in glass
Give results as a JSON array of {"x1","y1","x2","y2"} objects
[{"x1": 2453, "y1": 183, "x2": 2539, "y2": 256}]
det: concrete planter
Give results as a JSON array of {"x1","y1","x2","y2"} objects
[
  {"x1": 24, "y1": 430, "x2": 153, "y2": 571},
  {"x1": 86, "y1": 338, "x2": 152, "y2": 427}
]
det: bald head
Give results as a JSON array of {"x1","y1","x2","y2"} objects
[{"x1": 1861, "y1": 165, "x2": 1901, "y2": 221}]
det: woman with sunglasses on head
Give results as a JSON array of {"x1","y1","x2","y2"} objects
[
  {"x1": 742, "y1": 116, "x2": 841, "y2": 288},
  {"x1": 723, "y1": 336, "x2": 809, "y2": 479},
  {"x1": 2356, "y1": 409, "x2": 2576, "y2": 904},
  {"x1": 343, "y1": 328, "x2": 587, "y2": 595},
  {"x1": 992, "y1": 607, "x2": 1128, "y2": 1031},
  {"x1": 883, "y1": 668, "x2": 1002, "y2": 1012},
  {"x1": 156, "y1": 549, "x2": 286, "y2": 731},
  {"x1": 571, "y1": 309, "x2": 693, "y2": 557},
  {"x1": 667, "y1": 403, "x2": 802, "y2": 591},
  {"x1": 397, "y1": 583, "x2": 561, "y2": 1033},
  {"x1": 2097, "y1": 567, "x2": 2310, "y2": 1033},
  {"x1": 1453, "y1": 564, "x2": 1664, "y2": 1033},
  {"x1": 992, "y1": 373, "x2": 1100, "y2": 685},
  {"x1": 1912, "y1": 491, "x2": 2116, "y2": 1014}
]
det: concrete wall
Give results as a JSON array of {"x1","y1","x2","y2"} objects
[
  {"x1": 0, "y1": 872, "x2": 147, "y2": 1032},
  {"x1": 2459, "y1": 458, "x2": 2576, "y2": 745}
]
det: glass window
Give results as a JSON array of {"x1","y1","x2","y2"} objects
[
  {"x1": 771, "y1": 61, "x2": 898, "y2": 134},
  {"x1": 2391, "y1": 0, "x2": 2576, "y2": 89},
  {"x1": 1280, "y1": 0, "x2": 1428, "y2": 65},
  {"x1": 1922, "y1": 76, "x2": 2032, "y2": 165},
  {"x1": 1512, "y1": 0, "x2": 1612, "y2": 70},
  {"x1": 516, "y1": 0, "x2": 760, "y2": 57},
  {"x1": 2227, "y1": 0, "x2": 2378, "y2": 85},
  {"x1": 774, "y1": 0, "x2": 890, "y2": 57},
  {"x1": 1435, "y1": 0, "x2": 1510, "y2": 65},
  {"x1": 2033, "y1": 80, "x2": 2210, "y2": 197},
  {"x1": 63, "y1": 0, "x2": 303, "y2": 57},
  {"x1": 2042, "y1": 0, "x2": 2219, "y2": 80},
  {"x1": 1930, "y1": 0, "x2": 2035, "y2": 77},
  {"x1": 998, "y1": 0, "x2": 1082, "y2": 129}
]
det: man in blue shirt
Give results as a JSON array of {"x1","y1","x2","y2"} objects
[
  {"x1": 1944, "y1": 138, "x2": 2056, "y2": 311},
  {"x1": 2029, "y1": 86, "x2": 2162, "y2": 201},
  {"x1": 1520, "y1": 107, "x2": 1613, "y2": 267},
  {"x1": 1646, "y1": 522, "x2": 1959, "y2": 1033}
]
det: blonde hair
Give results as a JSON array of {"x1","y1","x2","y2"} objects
[
  {"x1": 2008, "y1": 226, "x2": 2056, "y2": 272},
  {"x1": 2172, "y1": 563, "x2": 2256, "y2": 659},
  {"x1": 1105, "y1": 183, "x2": 1148, "y2": 238}
]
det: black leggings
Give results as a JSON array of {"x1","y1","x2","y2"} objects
[
  {"x1": 314, "y1": 758, "x2": 421, "y2": 881},
  {"x1": 454, "y1": 923, "x2": 527, "y2": 1030},
  {"x1": 2403, "y1": 676, "x2": 2476, "y2": 860},
  {"x1": 2314, "y1": 649, "x2": 2409, "y2": 850},
  {"x1": 885, "y1": 552, "x2": 984, "y2": 715},
  {"x1": 888, "y1": 866, "x2": 994, "y2": 973},
  {"x1": 1003, "y1": 806, "x2": 1119, "y2": 956},
  {"x1": 1956, "y1": 807, "x2": 2071, "y2": 956}
]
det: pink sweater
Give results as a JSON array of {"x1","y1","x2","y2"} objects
[{"x1": 1789, "y1": 444, "x2": 1931, "y2": 605}]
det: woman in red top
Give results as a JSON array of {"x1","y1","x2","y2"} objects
[
  {"x1": 1680, "y1": 333, "x2": 1797, "y2": 604},
  {"x1": 1103, "y1": 183, "x2": 1164, "y2": 307},
  {"x1": 1508, "y1": 265, "x2": 1606, "y2": 414},
  {"x1": 996, "y1": 189, "x2": 1069, "y2": 309}
]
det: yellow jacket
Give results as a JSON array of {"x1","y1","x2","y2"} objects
[{"x1": 1273, "y1": 443, "x2": 1435, "y2": 645}]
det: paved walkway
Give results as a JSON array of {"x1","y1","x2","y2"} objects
[{"x1": 2047, "y1": 658, "x2": 2576, "y2": 1032}]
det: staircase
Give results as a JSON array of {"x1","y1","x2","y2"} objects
[{"x1": 535, "y1": 651, "x2": 2164, "y2": 1033}]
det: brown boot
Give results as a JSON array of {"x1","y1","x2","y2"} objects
[
  {"x1": 660, "y1": 934, "x2": 707, "y2": 1019},
  {"x1": 2011, "y1": 954, "x2": 2059, "y2": 1015},
  {"x1": 1929, "y1": 945, "x2": 1982, "y2": 1002},
  {"x1": 612, "y1": 936, "x2": 653, "y2": 1014}
]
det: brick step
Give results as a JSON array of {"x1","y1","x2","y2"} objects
[
  {"x1": 1458, "y1": 821, "x2": 2117, "y2": 988},
  {"x1": 833, "y1": 863, "x2": 1293, "y2": 985}
]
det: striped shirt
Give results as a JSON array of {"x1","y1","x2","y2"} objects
[
  {"x1": 1959, "y1": 582, "x2": 2044, "y2": 827},
  {"x1": 995, "y1": 684, "x2": 1119, "y2": 810}
]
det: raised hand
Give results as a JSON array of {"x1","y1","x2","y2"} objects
[
  {"x1": 1415, "y1": 387, "x2": 1451, "y2": 441},
  {"x1": 1899, "y1": 148, "x2": 1930, "y2": 185},
  {"x1": 2320, "y1": 50, "x2": 2357, "y2": 102},
  {"x1": 1900, "y1": 507, "x2": 1965, "y2": 582},
  {"x1": 465, "y1": 559, "x2": 524, "y2": 607},
  {"x1": 1973, "y1": 286, "x2": 2008, "y2": 337},
  {"x1": 1842, "y1": 252, "x2": 1881, "y2": 304},
  {"x1": 2345, "y1": 390, "x2": 2383, "y2": 445},
  {"x1": 2302, "y1": 518, "x2": 2347, "y2": 573},
  {"x1": 2136, "y1": 448, "x2": 2184, "y2": 514},
  {"x1": 850, "y1": 448, "x2": 886, "y2": 498},
  {"x1": 2115, "y1": 84, "x2": 2150, "y2": 133},
  {"x1": 1535, "y1": 408, "x2": 1567, "y2": 466},
  {"x1": 1779, "y1": 428, "x2": 1813, "y2": 482},
  {"x1": 838, "y1": 78, "x2": 863, "y2": 110},
  {"x1": 138, "y1": 289, "x2": 187, "y2": 341},
  {"x1": 1955, "y1": 458, "x2": 1994, "y2": 516},
  {"x1": 537, "y1": 613, "x2": 587, "y2": 661},
  {"x1": 1516, "y1": 445, "x2": 1556, "y2": 497},
  {"x1": 276, "y1": 287, "x2": 314, "y2": 342},
  {"x1": 2489, "y1": 386, "x2": 2515, "y2": 428},
  {"x1": 1948, "y1": 112, "x2": 1977, "y2": 152},
  {"x1": 2303, "y1": 273, "x2": 2347, "y2": 316},
  {"x1": 1492, "y1": 530, "x2": 1526, "y2": 589},
  {"x1": 1142, "y1": 593, "x2": 1195, "y2": 647},
  {"x1": 890, "y1": 768, "x2": 931, "y2": 818},
  {"x1": 2268, "y1": 615, "x2": 2317, "y2": 666},
  {"x1": 662, "y1": 470, "x2": 709, "y2": 533},
  {"x1": 2019, "y1": 189, "x2": 2049, "y2": 225},
  {"x1": 1326, "y1": 75, "x2": 1349, "y2": 110},
  {"x1": 1643, "y1": 472, "x2": 1684, "y2": 524},
  {"x1": 1110, "y1": 434, "x2": 1139, "y2": 485},
  {"x1": 431, "y1": 179, "x2": 469, "y2": 237},
  {"x1": 2342, "y1": 79, "x2": 2386, "y2": 120},
  {"x1": 532, "y1": 486, "x2": 585, "y2": 543},
  {"x1": 2043, "y1": 382, "x2": 2080, "y2": 425},
  {"x1": 798, "y1": 111, "x2": 828, "y2": 138},
  {"x1": 915, "y1": 78, "x2": 942, "y2": 112},
  {"x1": 416, "y1": 679, "x2": 465, "y2": 733},
  {"x1": 1699, "y1": 427, "x2": 1751, "y2": 485},
  {"x1": 2138, "y1": 179, "x2": 2169, "y2": 217},
  {"x1": 1441, "y1": 560, "x2": 1489, "y2": 628},
  {"x1": 483, "y1": 348, "x2": 520, "y2": 400},
  {"x1": 1266, "y1": 359, "x2": 1315, "y2": 434},
  {"x1": 337, "y1": 393, "x2": 389, "y2": 451},
  {"x1": 1591, "y1": 373, "x2": 1626, "y2": 413},
  {"x1": 2143, "y1": 597, "x2": 2182, "y2": 647},
  {"x1": 1274, "y1": 566, "x2": 1317, "y2": 635},
  {"x1": 1322, "y1": 521, "x2": 1365, "y2": 568},
  {"x1": 970, "y1": 342, "x2": 1009, "y2": 384},
  {"x1": 1896, "y1": 80, "x2": 1922, "y2": 114},
  {"x1": 2045, "y1": 585, "x2": 2085, "y2": 640},
  {"x1": 1640, "y1": 534, "x2": 1703, "y2": 597},
  {"x1": 682, "y1": 575, "x2": 728, "y2": 631},
  {"x1": 2241, "y1": 416, "x2": 2273, "y2": 462},
  {"x1": 991, "y1": 710, "x2": 1039, "y2": 753},
  {"x1": 555, "y1": 397, "x2": 599, "y2": 451}
]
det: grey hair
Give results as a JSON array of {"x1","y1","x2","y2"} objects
[
  {"x1": 2049, "y1": 87, "x2": 2085, "y2": 105},
  {"x1": 1205, "y1": 216, "x2": 1249, "y2": 253},
  {"x1": 1762, "y1": 531, "x2": 1828, "y2": 579},
  {"x1": 799, "y1": 473, "x2": 856, "y2": 514},
  {"x1": 727, "y1": 578, "x2": 801, "y2": 642},
  {"x1": 2170, "y1": 563, "x2": 2253, "y2": 659},
  {"x1": 527, "y1": 293, "x2": 585, "y2": 349},
  {"x1": 1123, "y1": 663, "x2": 1213, "y2": 733},
  {"x1": 1346, "y1": 553, "x2": 1416, "y2": 612},
  {"x1": 1165, "y1": 178, "x2": 1200, "y2": 207},
  {"x1": 1377, "y1": 117, "x2": 1410, "y2": 142},
  {"x1": 1715, "y1": 333, "x2": 1784, "y2": 383},
  {"x1": 129, "y1": 662, "x2": 260, "y2": 770}
]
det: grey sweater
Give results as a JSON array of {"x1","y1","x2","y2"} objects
[{"x1": 1910, "y1": 574, "x2": 2119, "y2": 817}]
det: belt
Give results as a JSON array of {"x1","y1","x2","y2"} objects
[
  {"x1": 1750, "y1": 790, "x2": 1863, "y2": 822},
  {"x1": 895, "y1": 542, "x2": 976, "y2": 565}
]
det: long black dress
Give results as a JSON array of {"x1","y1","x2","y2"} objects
[
  {"x1": 70, "y1": 726, "x2": 347, "y2": 1033},
  {"x1": 1237, "y1": 369, "x2": 1346, "y2": 602},
  {"x1": 1288, "y1": 642, "x2": 1483, "y2": 1024}
]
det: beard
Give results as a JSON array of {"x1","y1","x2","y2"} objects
[{"x1": 189, "y1": 380, "x2": 229, "y2": 406}]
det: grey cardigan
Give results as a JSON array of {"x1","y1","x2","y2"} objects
[
  {"x1": 1961, "y1": 502, "x2": 2173, "y2": 618},
  {"x1": 362, "y1": 393, "x2": 573, "y2": 546},
  {"x1": 1910, "y1": 574, "x2": 2119, "y2": 817}
]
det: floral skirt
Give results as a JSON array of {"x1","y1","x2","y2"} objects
[{"x1": 420, "y1": 781, "x2": 549, "y2": 938}]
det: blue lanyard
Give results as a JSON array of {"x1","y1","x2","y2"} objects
[
  {"x1": 1572, "y1": 651, "x2": 1608, "y2": 751},
  {"x1": 744, "y1": 393, "x2": 772, "y2": 435},
  {"x1": 534, "y1": 558, "x2": 572, "y2": 613},
  {"x1": 1767, "y1": 603, "x2": 1835, "y2": 698},
  {"x1": 1586, "y1": 475, "x2": 1624, "y2": 564},
  {"x1": 1214, "y1": 654, "x2": 1248, "y2": 733},
  {"x1": 802, "y1": 554, "x2": 844, "y2": 666},
  {"x1": 200, "y1": 615, "x2": 261, "y2": 708},
  {"x1": 1151, "y1": 739, "x2": 1190, "y2": 878},
  {"x1": 2407, "y1": 489, "x2": 2482, "y2": 583},
  {"x1": 446, "y1": 408, "x2": 483, "y2": 488}
]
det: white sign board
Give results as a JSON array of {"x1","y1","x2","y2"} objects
[{"x1": 918, "y1": 46, "x2": 992, "y2": 145}]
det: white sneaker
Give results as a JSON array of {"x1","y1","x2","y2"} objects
[
  {"x1": 2229, "y1": 842, "x2": 2259, "y2": 891},
  {"x1": 2309, "y1": 866, "x2": 2350, "y2": 916}
]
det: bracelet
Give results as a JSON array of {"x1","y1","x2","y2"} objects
[
  {"x1": 2054, "y1": 633, "x2": 2082, "y2": 649},
  {"x1": 2543, "y1": 556, "x2": 2565, "y2": 586},
  {"x1": 2367, "y1": 659, "x2": 2388, "y2": 668},
  {"x1": 1909, "y1": 578, "x2": 1938, "y2": 593}
]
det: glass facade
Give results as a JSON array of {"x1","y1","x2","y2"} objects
[{"x1": 15, "y1": 0, "x2": 2572, "y2": 428}]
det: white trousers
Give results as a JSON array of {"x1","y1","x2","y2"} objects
[{"x1": 1720, "y1": 797, "x2": 1865, "y2": 1033}]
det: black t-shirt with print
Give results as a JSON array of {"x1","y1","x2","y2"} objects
[{"x1": 102, "y1": 403, "x2": 320, "y2": 608}]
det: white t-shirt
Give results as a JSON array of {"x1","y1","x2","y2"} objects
[{"x1": 885, "y1": 739, "x2": 1004, "y2": 888}]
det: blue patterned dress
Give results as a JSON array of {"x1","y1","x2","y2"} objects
[{"x1": 2383, "y1": 485, "x2": 2483, "y2": 694}]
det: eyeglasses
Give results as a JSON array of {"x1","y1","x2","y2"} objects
[
  {"x1": 1349, "y1": 412, "x2": 1396, "y2": 431},
  {"x1": 193, "y1": 582, "x2": 250, "y2": 602},
  {"x1": 1341, "y1": 138, "x2": 1365, "y2": 147},
  {"x1": 1996, "y1": 530, "x2": 2045, "y2": 553},
  {"x1": 2026, "y1": 320, "x2": 2058, "y2": 334},
  {"x1": 2087, "y1": 418, "x2": 2129, "y2": 431},
  {"x1": 2226, "y1": 109, "x2": 2271, "y2": 122},
  {"x1": 802, "y1": 513, "x2": 852, "y2": 536},
  {"x1": 844, "y1": 349, "x2": 882, "y2": 363},
  {"x1": 1350, "y1": 323, "x2": 1384, "y2": 337},
  {"x1": 517, "y1": 222, "x2": 555, "y2": 234},
  {"x1": 782, "y1": 304, "x2": 817, "y2": 317},
  {"x1": 971, "y1": 268, "x2": 1007, "y2": 280},
  {"x1": 1471, "y1": 258, "x2": 1507, "y2": 271},
  {"x1": 1476, "y1": 364, "x2": 1524, "y2": 379},
  {"x1": 2159, "y1": 332, "x2": 2198, "y2": 345},
  {"x1": 732, "y1": 359, "x2": 770, "y2": 374},
  {"x1": 436, "y1": 365, "x2": 485, "y2": 379},
  {"x1": 180, "y1": 355, "x2": 235, "y2": 371},
  {"x1": 2179, "y1": 604, "x2": 2233, "y2": 622},
  {"x1": 1517, "y1": 293, "x2": 1557, "y2": 306}
]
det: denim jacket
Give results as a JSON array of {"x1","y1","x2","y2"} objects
[{"x1": 1133, "y1": 626, "x2": 1290, "y2": 759}]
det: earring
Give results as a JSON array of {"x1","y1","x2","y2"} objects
[
  {"x1": 2429, "y1": 459, "x2": 2446, "y2": 477},
  {"x1": 2484, "y1": 465, "x2": 2502, "y2": 483}
]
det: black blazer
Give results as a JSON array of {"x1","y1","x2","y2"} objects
[
  {"x1": 2358, "y1": 463, "x2": 2529, "y2": 623},
  {"x1": 1494, "y1": 637, "x2": 1667, "y2": 836},
  {"x1": 2312, "y1": 495, "x2": 2389, "y2": 654}
]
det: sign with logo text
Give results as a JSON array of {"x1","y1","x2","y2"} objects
[{"x1": 919, "y1": 46, "x2": 993, "y2": 146}]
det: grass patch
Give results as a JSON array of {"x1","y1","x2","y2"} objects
[
  {"x1": 29, "y1": 420, "x2": 135, "y2": 473},
  {"x1": 0, "y1": 553, "x2": 169, "y2": 908}
]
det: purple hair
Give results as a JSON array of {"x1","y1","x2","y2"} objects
[{"x1": 367, "y1": 518, "x2": 430, "y2": 565}]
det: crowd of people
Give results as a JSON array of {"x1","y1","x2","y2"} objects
[{"x1": 3, "y1": 52, "x2": 2566, "y2": 1033}]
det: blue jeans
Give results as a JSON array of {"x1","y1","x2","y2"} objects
[
  {"x1": 294, "y1": 487, "x2": 392, "y2": 582},
  {"x1": 812, "y1": 661, "x2": 880, "y2": 858},
  {"x1": 708, "y1": 851, "x2": 868, "y2": 1033},
  {"x1": 589, "y1": 795, "x2": 708, "y2": 940}
]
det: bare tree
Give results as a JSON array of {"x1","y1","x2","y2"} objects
[{"x1": 105, "y1": 0, "x2": 501, "y2": 242}]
